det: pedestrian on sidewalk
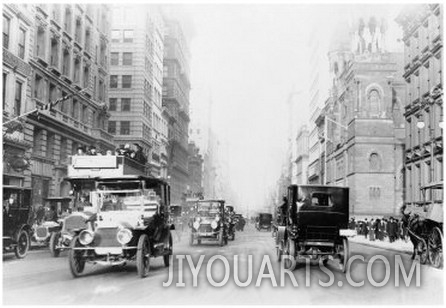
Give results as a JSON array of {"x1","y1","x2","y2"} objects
[
  {"x1": 362, "y1": 219, "x2": 369, "y2": 238},
  {"x1": 369, "y1": 219, "x2": 375, "y2": 241}
]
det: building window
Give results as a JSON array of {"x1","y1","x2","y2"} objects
[
  {"x1": 110, "y1": 75, "x2": 118, "y2": 88},
  {"x1": 64, "y1": 6, "x2": 72, "y2": 34},
  {"x1": 108, "y1": 121, "x2": 116, "y2": 134},
  {"x1": 98, "y1": 79, "x2": 104, "y2": 101},
  {"x1": 72, "y1": 99, "x2": 78, "y2": 119},
  {"x1": 61, "y1": 91, "x2": 69, "y2": 114},
  {"x1": 3, "y1": 72, "x2": 7, "y2": 109},
  {"x1": 73, "y1": 57, "x2": 81, "y2": 84},
  {"x1": 3, "y1": 15, "x2": 10, "y2": 49},
  {"x1": 123, "y1": 52, "x2": 132, "y2": 65},
  {"x1": 50, "y1": 38, "x2": 59, "y2": 67},
  {"x1": 109, "y1": 98, "x2": 117, "y2": 111},
  {"x1": 369, "y1": 153, "x2": 381, "y2": 171},
  {"x1": 36, "y1": 27, "x2": 46, "y2": 58},
  {"x1": 99, "y1": 41, "x2": 107, "y2": 68},
  {"x1": 18, "y1": 28, "x2": 26, "y2": 59},
  {"x1": 33, "y1": 128, "x2": 44, "y2": 156},
  {"x1": 111, "y1": 52, "x2": 119, "y2": 65},
  {"x1": 49, "y1": 83, "x2": 57, "y2": 105},
  {"x1": 83, "y1": 65, "x2": 90, "y2": 88},
  {"x1": 122, "y1": 75, "x2": 132, "y2": 88},
  {"x1": 46, "y1": 132, "x2": 55, "y2": 159},
  {"x1": 82, "y1": 105, "x2": 88, "y2": 124},
  {"x1": 84, "y1": 28, "x2": 91, "y2": 53},
  {"x1": 62, "y1": 48, "x2": 70, "y2": 76},
  {"x1": 14, "y1": 81, "x2": 23, "y2": 117},
  {"x1": 123, "y1": 30, "x2": 133, "y2": 43},
  {"x1": 120, "y1": 121, "x2": 130, "y2": 135},
  {"x1": 60, "y1": 137, "x2": 67, "y2": 162},
  {"x1": 75, "y1": 16, "x2": 82, "y2": 43},
  {"x1": 121, "y1": 98, "x2": 131, "y2": 111},
  {"x1": 111, "y1": 30, "x2": 120, "y2": 42}
]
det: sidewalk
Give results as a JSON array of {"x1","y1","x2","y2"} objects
[{"x1": 349, "y1": 235, "x2": 413, "y2": 255}]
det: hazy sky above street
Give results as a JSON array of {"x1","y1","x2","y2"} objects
[{"x1": 185, "y1": 3, "x2": 404, "y2": 213}]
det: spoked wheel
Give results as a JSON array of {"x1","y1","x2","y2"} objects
[
  {"x1": 163, "y1": 232, "x2": 173, "y2": 267},
  {"x1": 417, "y1": 240, "x2": 428, "y2": 265},
  {"x1": 428, "y1": 227, "x2": 443, "y2": 269},
  {"x1": 276, "y1": 240, "x2": 284, "y2": 262},
  {"x1": 49, "y1": 232, "x2": 61, "y2": 257},
  {"x1": 68, "y1": 236, "x2": 86, "y2": 278},
  {"x1": 338, "y1": 237, "x2": 349, "y2": 273},
  {"x1": 136, "y1": 234, "x2": 151, "y2": 278},
  {"x1": 14, "y1": 229, "x2": 30, "y2": 259},
  {"x1": 283, "y1": 238, "x2": 296, "y2": 269},
  {"x1": 218, "y1": 229, "x2": 225, "y2": 246},
  {"x1": 189, "y1": 232, "x2": 194, "y2": 246}
]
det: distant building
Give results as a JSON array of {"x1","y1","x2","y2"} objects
[
  {"x1": 3, "y1": 4, "x2": 114, "y2": 207},
  {"x1": 396, "y1": 4, "x2": 443, "y2": 210},
  {"x1": 162, "y1": 12, "x2": 192, "y2": 203},
  {"x1": 294, "y1": 125, "x2": 309, "y2": 184},
  {"x1": 187, "y1": 142, "x2": 203, "y2": 198},
  {"x1": 324, "y1": 16, "x2": 406, "y2": 218},
  {"x1": 109, "y1": 5, "x2": 167, "y2": 177}
]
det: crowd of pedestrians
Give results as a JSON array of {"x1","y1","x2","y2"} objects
[
  {"x1": 75, "y1": 143, "x2": 147, "y2": 165},
  {"x1": 348, "y1": 217, "x2": 408, "y2": 242}
]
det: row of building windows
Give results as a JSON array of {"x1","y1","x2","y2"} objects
[
  {"x1": 110, "y1": 52, "x2": 133, "y2": 66},
  {"x1": 405, "y1": 158, "x2": 443, "y2": 203},
  {"x1": 110, "y1": 75, "x2": 132, "y2": 88},
  {"x1": 111, "y1": 29, "x2": 134, "y2": 43},
  {"x1": 3, "y1": 15, "x2": 27, "y2": 59},
  {"x1": 109, "y1": 98, "x2": 131, "y2": 112},
  {"x1": 108, "y1": 121, "x2": 130, "y2": 135}
]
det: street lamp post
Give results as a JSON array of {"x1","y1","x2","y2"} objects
[{"x1": 324, "y1": 116, "x2": 348, "y2": 185}]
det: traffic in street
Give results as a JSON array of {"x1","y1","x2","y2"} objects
[{"x1": 3, "y1": 225, "x2": 443, "y2": 305}]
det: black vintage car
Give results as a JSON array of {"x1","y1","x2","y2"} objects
[
  {"x1": 189, "y1": 200, "x2": 227, "y2": 246},
  {"x1": 256, "y1": 213, "x2": 273, "y2": 231},
  {"x1": 276, "y1": 185, "x2": 352, "y2": 272},
  {"x1": 3, "y1": 186, "x2": 33, "y2": 258}
]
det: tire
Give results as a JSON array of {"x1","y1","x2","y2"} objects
[
  {"x1": 189, "y1": 232, "x2": 194, "y2": 246},
  {"x1": 218, "y1": 229, "x2": 225, "y2": 246},
  {"x1": 49, "y1": 232, "x2": 61, "y2": 257},
  {"x1": 428, "y1": 227, "x2": 443, "y2": 269},
  {"x1": 339, "y1": 237, "x2": 349, "y2": 273},
  {"x1": 14, "y1": 229, "x2": 30, "y2": 259},
  {"x1": 136, "y1": 234, "x2": 150, "y2": 278},
  {"x1": 277, "y1": 240, "x2": 283, "y2": 262},
  {"x1": 68, "y1": 236, "x2": 86, "y2": 278},
  {"x1": 418, "y1": 240, "x2": 428, "y2": 265},
  {"x1": 284, "y1": 238, "x2": 296, "y2": 269},
  {"x1": 163, "y1": 232, "x2": 173, "y2": 267}
]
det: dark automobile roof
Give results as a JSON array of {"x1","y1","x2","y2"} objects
[
  {"x1": 197, "y1": 199, "x2": 225, "y2": 203},
  {"x1": 65, "y1": 175, "x2": 168, "y2": 185},
  {"x1": 289, "y1": 184, "x2": 349, "y2": 189}
]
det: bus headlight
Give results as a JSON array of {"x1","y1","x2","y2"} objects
[
  {"x1": 117, "y1": 228, "x2": 132, "y2": 245},
  {"x1": 79, "y1": 230, "x2": 94, "y2": 245},
  {"x1": 211, "y1": 220, "x2": 218, "y2": 229},
  {"x1": 193, "y1": 221, "x2": 200, "y2": 230}
]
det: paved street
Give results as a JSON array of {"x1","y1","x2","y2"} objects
[{"x1": 2, "y1": 224, "x2": 443, "y2": 305}]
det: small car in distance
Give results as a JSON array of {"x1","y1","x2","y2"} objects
[
  {"x1": 189, "y1": 200, "x2": 227, "y2": 246},
  {"x1": 3, "y1": 186, "x2": 33, "y2": 259},
  {"x1": 256, "y1": 213, "x2": 273, "y2": 231}
]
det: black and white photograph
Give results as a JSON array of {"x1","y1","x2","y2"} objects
[{"x1": 1, "y1": 0, "x2": 444, "y2": 306}]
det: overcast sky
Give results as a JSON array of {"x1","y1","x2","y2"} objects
[{"x1": 185, "y1": 3, "x2": 405, "y2": 214}]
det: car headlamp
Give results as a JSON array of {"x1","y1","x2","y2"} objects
[
  {"x1": 193, "y1": 221, "x2": 200, "y2": 230},
  {"x1": 211, "y1": 220, "x2": 218, "y2": 229},
  {"x1": 117, "y1": 228, "x2": 132, "y2": 245},
  {"x1": 79, "y1": 230, "x2": 94, "y2": 245}
]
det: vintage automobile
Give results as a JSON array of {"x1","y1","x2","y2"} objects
[
  {"x1": 65, "y1": 155, "x2": 173, "y2": 278},
  {"x1": 68, "y1": 176, "x2": 173, "y2": 278},
  {"x1": 33, "y1": 197, "x2": 72, "y2": 247},
  {"x1": 276, "y1": 185, "x2": 353, "y2": 272},
  {"x1": 256, "y1": 213, "x2": 273, "y2": 231},
  {"x1": 3, "y1": 186, "x2": 33, "y2": 259},
  {"x1": 189, "y1": 200, "x2": 227, "y2": 246}
]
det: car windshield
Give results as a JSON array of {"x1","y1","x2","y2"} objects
[
  {"x1": 92, "y1": 190, "x2": 159, "y2": 213},
  {"x1": 197, "y1": 202, "x2": 221, "y2": 217}
]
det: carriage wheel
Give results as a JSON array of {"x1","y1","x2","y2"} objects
[
  {"x1": 276, "y1": 240, "x2": 283, "y2": 262},
  {"x1": 428, "y1": 227, "x2": 443, "y2": 269},
  {"x1": 417, "y1": 240, "x2": 428, "y2": 265},
  {"x1": 283, "y1": 238, "x2": 296, "y2": 269},
  {"x1": 338, "y1": 237, "x2": 349, "y2": 273}
]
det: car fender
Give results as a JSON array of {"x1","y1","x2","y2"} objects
[{"x1": 14, "y1": 224, "x2": 32, "y2": 241}]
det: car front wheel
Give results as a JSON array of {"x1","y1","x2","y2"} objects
[
  {"x1": 14, "y1": 229, "x2": 30, "y2": 259},
  {"x1": 50, "y1": 232, "x2": 61, "y2": 257},
  {"x1": 68, "y1": 236, "x2": 86, "y2": 278},
  {"x1": 163, "y1": 232, "x2": 173, "y2": 267},
  {"x1": 136, "y1": 234, "x2": 151, "y2": 278}
]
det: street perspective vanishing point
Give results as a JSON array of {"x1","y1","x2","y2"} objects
[{"x1": 2, "y1": 2, "x2": 444, "y2": 306}]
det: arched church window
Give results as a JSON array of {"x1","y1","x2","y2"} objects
[
  {"x1": 369, "y1": 152, "x2": 381, "y2": 171},
  {"x1": 368, "y1": 89, "x2": 381, "y2": 117}
]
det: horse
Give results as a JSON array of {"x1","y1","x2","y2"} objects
[{"x1": 400, "y1": 204, "x2": 428, "y2": 262}]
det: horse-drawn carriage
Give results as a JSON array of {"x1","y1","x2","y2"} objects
[
  {"x1": 276, "y1": 185, "x2": 353, "y2": 272},
  {"x1": 402, "y1": 181, "x2": 443, "y2": 268}
]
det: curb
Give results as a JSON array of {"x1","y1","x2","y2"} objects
[{"x1": 350, "y1": 239, "x2": 412, "y2": 255}]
